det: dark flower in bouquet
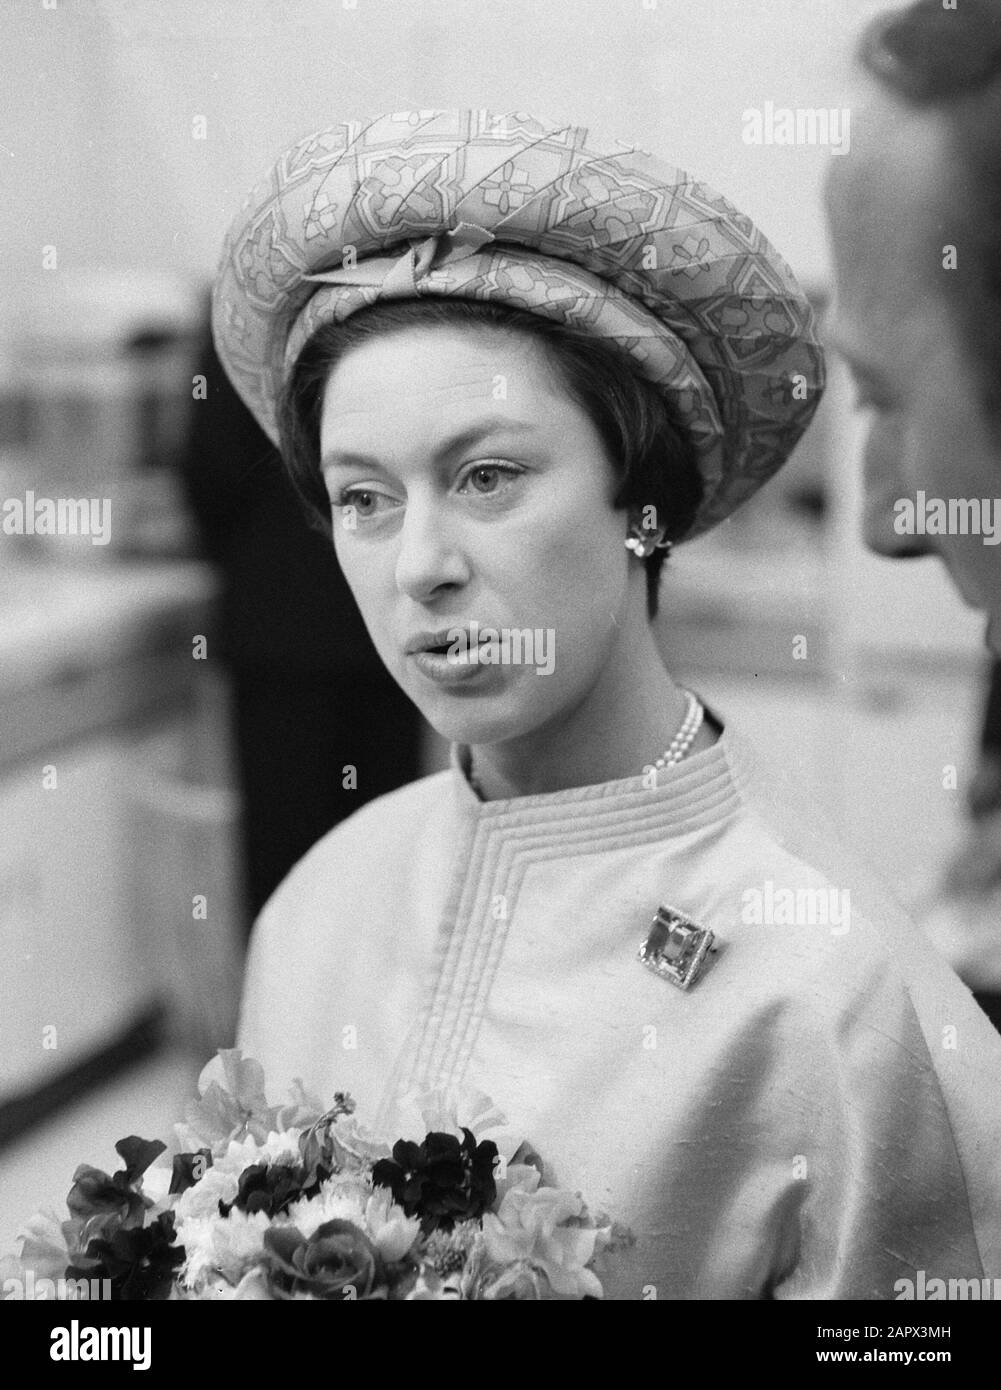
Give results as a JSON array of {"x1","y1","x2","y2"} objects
[
  {"x1": 68, "y1": 1212, "x2": 184, "y2": 1302},
  {"x1": 57, "y1": 1136, "x2": 184, "y2": 1300},
  {"x1": 224, "y1": 1161, "x2": 310, "y2": 1219},
  {"x1": 262, "y1": 1219, "x2": 387, "y2": 1300},
  {"x1": 372, "y1": 1129, "x2": 498, "y2": 1234},
  {"x1": 66, "y1": 1136, "x2": 165, "y2": 1227}
]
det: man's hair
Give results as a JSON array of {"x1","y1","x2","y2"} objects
[
  {"x1": 277, "y1": 296, "x2": 703, "y2": 619},
  {"x1": 860, "y1": 0, "x2": 1001, "y2": 423}
]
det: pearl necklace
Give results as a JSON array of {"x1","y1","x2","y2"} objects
[
  {"x1": 467, "y1": 689, "x2": 705, "y2": 799},
  {"x1": 647, "y1": 689, "x2": 704, "y2": 773}
]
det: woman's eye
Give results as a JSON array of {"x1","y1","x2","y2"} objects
[
  {"x1": 334, "y1": 488, "x2": 396, "y2": 519},
  {"x1": 457, "y1": 462, "x2": 523, "y2": 497}
]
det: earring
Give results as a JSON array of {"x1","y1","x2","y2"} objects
[{"x1": 625, "y1": 522, "x2": 673, "y2": 559}]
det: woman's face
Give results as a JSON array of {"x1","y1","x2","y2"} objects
[{"x1": 318, "y1": 324, "x2": 639, "y2": 746}]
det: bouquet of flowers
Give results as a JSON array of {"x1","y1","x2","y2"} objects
[{"x1": 2, "y1": 1051, "x2": 622, "y2": 1300}]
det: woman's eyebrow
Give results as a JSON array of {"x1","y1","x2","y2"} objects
[
  {"x1": 321, "y1": 448, "x2": 385, "y2": 471},
  {"x1": 321, "y1": 417, "x2": 537, "y2": 472}
]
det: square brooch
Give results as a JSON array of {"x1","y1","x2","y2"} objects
[{"x1": 638, "y1": 904, "x2": 716, "y2": 991}]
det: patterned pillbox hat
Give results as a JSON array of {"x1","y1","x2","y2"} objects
[{"x1": 213, "y1": 109, "x2": 825, "y2": 537}]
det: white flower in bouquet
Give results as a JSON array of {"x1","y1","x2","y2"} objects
[
  {"x1": 178, "y1": 1165, "x2": 248, "y2": 1224},
  {"x1": 363, "y1": 1186, "x2": 422, "y2": 1263},
  {"x1": 286, "y1": 1181, "x2": 368, "y2": 1239},
  {"x1": 213, "y1": 1129, "x2": 303, "y2": 1178},
  {"x1": 479, "y1": 1167, "x2": 607, "y2": 1299},
  {"x1": 178, "y1": 1208, "x2": 271, "y2": 1291}
]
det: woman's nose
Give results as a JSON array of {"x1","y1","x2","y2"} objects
[{"x1": 393, "y1": 504, "x2": 470, "y2": 601}]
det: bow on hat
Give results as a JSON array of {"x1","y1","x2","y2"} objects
[{"x1": 302, "y1": 221, "x2": 497, "y2": 297}]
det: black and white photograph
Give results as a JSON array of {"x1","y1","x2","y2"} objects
[{"x1": 2, "y1": 0, "x2": 1001, "y2": 1362}]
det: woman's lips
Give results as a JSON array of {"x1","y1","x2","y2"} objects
[{"x1": 408, "y1": 647, "x2": 492, "y2": 685}]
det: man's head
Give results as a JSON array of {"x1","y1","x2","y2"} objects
[{"x1": 824, "y1": 0, "x2": 1001, "y2": 642}]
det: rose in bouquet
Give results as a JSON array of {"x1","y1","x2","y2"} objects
[{"x1": 2, "y1": 1050, "x2": 625, "y2": 1300}]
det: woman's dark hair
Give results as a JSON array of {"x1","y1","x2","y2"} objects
[
  {"x1": 277, "y1": 296, "x2": 703, "y2": 618},
  {"x1": 860, "y1": 0, "x2": 1001, "y2": 424}
]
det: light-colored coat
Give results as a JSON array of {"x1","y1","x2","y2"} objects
[{"x1": 238, "y1": 723, "x2": 1001, "y2": 1299}]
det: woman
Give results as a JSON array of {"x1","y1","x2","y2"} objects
[{"x1": 215, "y1": 111, "x2": 1001, "y2": 1298}]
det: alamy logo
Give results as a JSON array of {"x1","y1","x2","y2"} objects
[
  {"x1": 50, "y1": 1319, "x2": 151, "y2": 1370},
  {"x1": 895, "y1": 1270, "x2": 1001, "y2": 1300},
  {"x1": 741, "y1": 879, "x2": 851, "y2": 935},
  {"x1": 893, "y1": 491, "x2": 1001, "y2": 546},
  {"x1": 2, "y1": 491, "x2": 111, "y2": 545},
  {"x1": 446, "y1": 621, "x2": 555, "y2": 676},
  {"x1": 742, "y1": 102, "x2": 851, "y2": 155},
  {"x1": 3, "y1": 1271, "x2": 111, "y2": 1300}
]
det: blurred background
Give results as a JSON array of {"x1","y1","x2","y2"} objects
[{"x1": 0, "y1": 0, "x2": 990, "y2": 1251}]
